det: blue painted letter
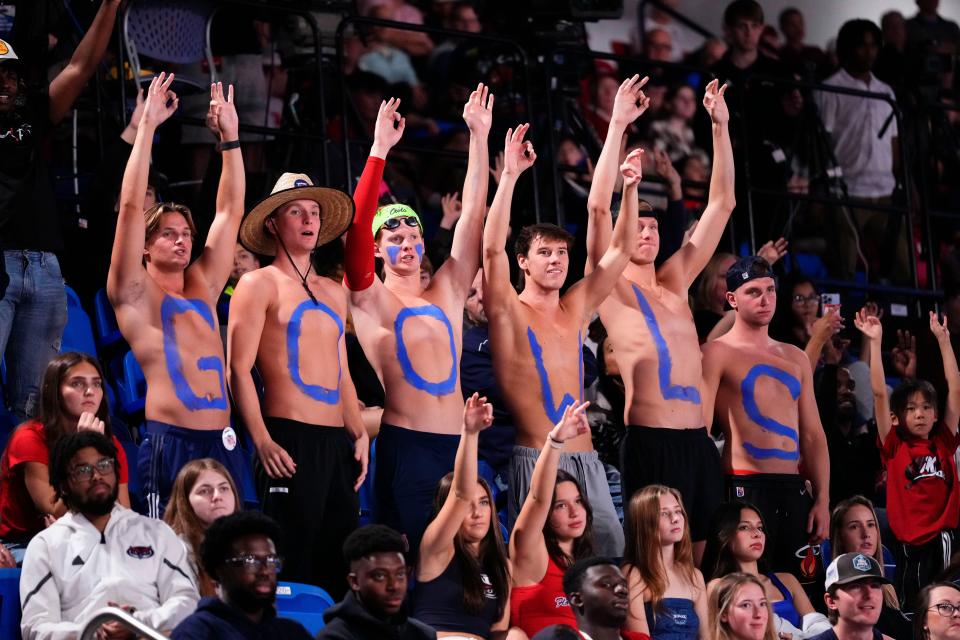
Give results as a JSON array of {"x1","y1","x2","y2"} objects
[
  {"x1": 632, "y1": 285, "x2": 701, "y2": 404},
  {"x1": 740, "y1": 364, "x2": 801, "y2": 460},
  {"x1": 287, "y1": 300, "x2": 343, "y2": 404},
  {"x1": 527, "y1": 328, "x2": 583, "y2": 423},
  {"x1": 394, "y1": 305, "x2": 458, "y2": 396},
  {"x1": 160, "y1": 296, "x2": 228, "y2": 411}
]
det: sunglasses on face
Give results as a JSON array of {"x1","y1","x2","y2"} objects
[{"x1": 381, "y1": 216, "x2": 420, "y2": 231}]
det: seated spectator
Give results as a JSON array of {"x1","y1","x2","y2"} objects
[
  {"x1": 810, "y1": 553, "x2": 894, "y2": 640},
  {"x1": 359, "y1": 8, "x2": 430, "y2": 109},
  {"x1": 692, "y1": 252, "x2": 736, "y2": 342},
  {"x1": 319, "y1": 524, "x2": 437, "y2": 639},
  {"x1": 638, "y1": 0, "x2": 704, "y2": 62},
  {"x1": 769, "y1": 272, "x2": 843, "y2": 367},
  {"x1": 643, "y1": 28, "x2": 675, "y2": 63},
  {"x1": 20, "y1": 431, "x2": 198, "y2": 638},
  {"x1": 912, "y1": 582, "x2": 960, "y2": 640},
  {"x1": 778, "y1": 8, "x2": 828, "y2": 78},
  {"x1": 855, "y1": 309, "x2": 960, "y2": 610},
  {"x1": 827, "y1": 497, "x2": 910, "y2": 639},
  {"x1": 585, "y1": 73, "x2": 623, "y2": 143},
  {"x1": 171, "y1": 511, "x2": 311, "y2": 639},
  {"x1": 509, "y1": 402, "x2": 595, "y2": 637},
  {"x1": 362, "y1": 0, "x2": 434, "y2": 58},
  {"x1": 649, "y1": 85, "x2": 703, "y2": 163},
  {"x1": 0, "y1": 352, "x2": 130, "y2": 562},
  {"x1": 411, "y1": 394, "x2": 511, "y2": 638},
  {"x1": 164, "y1": 458, "x2": 242, "y2": 596},
  {"x1": 702, "y1": 501, "x2": 828, "y2": 638},
  {"x1": 622, "y1": 485, "x2": 707, "y2": 638},
  {"x1": 707, "y1": 572, "x2": 778, "y2": 640}
]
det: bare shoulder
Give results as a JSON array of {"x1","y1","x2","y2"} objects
[
  {"x1": 693, "y1": 568, "x2": 706, "y2": 589},
  {"x1": 772, "y1": 341, "x2": 808, "y2": 369},
  {"x1": 701, "y1": 336, "x2": 734, "y2": 359},
  {"x1": 775, "y1": 571, "x2": 803, "y2": 593},
  {"x1": 234, "y1": 267, "x2": 278, "y2": 297}
]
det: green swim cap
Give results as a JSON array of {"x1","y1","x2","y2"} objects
[{"x1": 372, "y1": 203, "x2": 423, "y2": 235}]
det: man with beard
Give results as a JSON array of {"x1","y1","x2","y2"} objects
[
  {"x1": 20, "y1": 431, "x2": 198, "y2": 639},
  {"x1": 172, "y1": 511, "x2": 312, "y2": 639}
]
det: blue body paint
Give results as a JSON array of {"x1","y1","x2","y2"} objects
[
  {"x1": 415, "y1": 243, "x2": 424, "y2": 261},
  {"x1": 286, "y1": 299, "x2": 343, "y2": 404},
  {"x1": 631, "y1": 285, "x2": 701, "y2": 404},
  {"x1": 386, "y1": 246, "x2": 401, "y2": 265},
  {"x1": 160, "y1": 296, "x2": 228, "y2": 411},
  {"x1": 740, "y1": 364, "x2": 801, "y2": 461},
  {"x1": 394, "y1": 305, "x2": 458, "y2": 396},
  {"x1": 527, "y1": 328, "x2": 584, "y2": 423}
]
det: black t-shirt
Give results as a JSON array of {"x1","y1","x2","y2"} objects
[{"x1": 0, "y1": 90, "x2": 61, "y2": 251}]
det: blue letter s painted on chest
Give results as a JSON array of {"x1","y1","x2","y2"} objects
[
  {"x1": 740, "y1": 364, "x2": 801, "y2": 461},
  {"x1": 287, "y1": 300, "x2": 343, "y2": 404},
  {"x1": 160, "y1": 296, "x2": 227, "y2": 411}
]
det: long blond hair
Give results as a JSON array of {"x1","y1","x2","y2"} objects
[
  {"x1": 709, "y1": 573, "x2": 778, "y2": 640},
  {"x1": 829, "y1": 495, "x2": 900, "y2": 610},
  {"x1": 622, "y1": 485, "x2": 697, "y2": 615}
]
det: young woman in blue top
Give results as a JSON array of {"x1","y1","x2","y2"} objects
[
  {"x1": 623, "y1": 484, "x2": 707, "y2": 639},
  {"x1": 703, "y1": 501, "x2": 824, "y2": 638},
  {"x1": 412, "y1": 393, "x2": 511, "y2": 639}
]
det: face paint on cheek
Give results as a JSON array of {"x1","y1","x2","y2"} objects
[
  {"x1": 386, "y1": 246, "x2": 402, "y2": 265},
  {"x1": 415, "y1": 243, "x2": 424, "y2": 262}
]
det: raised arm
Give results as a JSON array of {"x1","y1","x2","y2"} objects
[
  {"x1": 344, "y1": 98, "x2": 405, "y2": 294},
  {"x1": 481, "y1": 124, "x2": 535, "y2": 316},
  {"x1": 854, "y1": 309, "x2": 891, "y2": 442},
  {"x1": 660, "y1": 80, "x2": 735, "y2": 291},
  {"x1": 107, "y1": 73, "x2": 178, "y2": 306},
  {"x1": 586, "y1": 75, "x2": 649, "y2": 272},
  {"x1": 194, "y1": 83, "x2": 246, "y2": 299},
  {"x1": 48, "y1": 0, "x2": 121, "y2": 124},
  {"x1": 930, "y1": 311, "x2": 960, "y2": 434},
  {"x1": 418, "y1": 394, "x2": 493, "y2": 566},
  {"x1": 795, "y1": 349, "x2": 830, "y2": 544},
  {"x1": 438, "y1": 84, "x2": 493, "y2": 296},
  {"x1": 511, "y1": 402, "x2": 590, "y2": 577}
]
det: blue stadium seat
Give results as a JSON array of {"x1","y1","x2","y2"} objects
[
  {"x1": 0, "y1": 567, "x2": 21, "y2": 640},
  {"x1": 120, "y1": 350, "x2": 146, "y2": 417},
  {"x1": 275, "y1": 581, "x2": 335, "y2": 636},
  {"x1": 93, "y1": 288, "x2": 125, "y2": 351},
  {"x1": 60, "y1": 286, "x2": 97, "y2": 357}
]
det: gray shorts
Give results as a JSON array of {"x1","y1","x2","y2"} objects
[{"x1": 509, "y1": 445, "x2": 625, "y2": 558}]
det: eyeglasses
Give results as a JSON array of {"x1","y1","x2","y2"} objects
[
  {"x1": 930, "y1": 603, "x2": 960, "y2": 617},
  {"x1": 793, "y1": 294, "x2": 820, "y2": 304},
  {"x1": 69, "y1": 458, "x2": 115, "y2": 482},
  {"x1": 224, "y1": 554, "x2": 283, "y2": 573},
  {"x1": 380, "y1": 216, "x2": 420, "y2": 231}
]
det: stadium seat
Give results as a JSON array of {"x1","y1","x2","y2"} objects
[
  {"x1": 120, "y1": 350, "x2": 146, "y2": 418},
  {"x1": 61, "y1": 286, "x2": 98, "y2": 357},
  {"x1": 93, "y1": 288, "x2": 125, "y2": 352},
  {"x1": 275, "y1": 581, "x2": 335, "y2": 636},
  {"x1": 0, "y1": 567, "x2": 21, "y2": 640}
]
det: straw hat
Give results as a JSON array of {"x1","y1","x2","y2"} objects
[{"x1": 240, "y1": 173, "x2": 354, "y2": 256}]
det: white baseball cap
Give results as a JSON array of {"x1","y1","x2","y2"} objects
[{"x1": 0, "y1": 39, "x2": 18, "y2": 63}]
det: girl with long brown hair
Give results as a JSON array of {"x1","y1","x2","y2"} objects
[{"x1": 623, "y1": 484, "x2": 706, "y2": 639}]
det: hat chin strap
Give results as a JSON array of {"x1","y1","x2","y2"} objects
[{"x1": 272, "y1": 215, "x2": 324, "y2": 304}]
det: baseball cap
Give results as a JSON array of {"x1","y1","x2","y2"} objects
[
  {"x1": 725, "y1": 255, "x2": 776, "y2": 293},
  {"x1": 0, "y1": 39, "x2": 19, "y2": 68},
  {"x1": 824, "y1": 553, "x2": 890, "y2": 591},
  {"x1": 372, "y1": 203, "x2": 422, "y2": 235}
]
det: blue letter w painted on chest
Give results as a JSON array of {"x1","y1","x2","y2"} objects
[
  {"x1": 527, "y1": 327, "x2": 583, "y2": 424},
  {"x1": 632, "y1": 285, "x2": 700, "y2": 404},
  {"x1": 740, "y1": 364, "x2": 801, "y2": 461}
]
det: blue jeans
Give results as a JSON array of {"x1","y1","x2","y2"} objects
[{"x1": 0, "y1": 251, "x2": 67, "y2": 420}]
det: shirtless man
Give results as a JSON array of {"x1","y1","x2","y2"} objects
[
  {"x1": 484, "y1": 126, "x2": 643, "y2": 556},
  {"x1": 227, "y1": 172, "x2": 369, "y2": 597},
  {"x1": 586, "y1": 76, "x2": 734, "y2": 557},
  {"x1": 701, "y1": 255, "x2": 830, "y2": 576},
  {"x1": 107, "y1": 74, "x2": 249, "y2": 518},
  {"x1": 344, "y1": 89, "x2": 491, "y2": 548}
]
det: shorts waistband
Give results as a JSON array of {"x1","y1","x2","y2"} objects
[
  {"x1": 627, "y1": 425, "x2": 709, "y2": 438},
  {"x1": 378, "y1": 422, "x2": 461, "y2": 444},
  {"x1": 726, "y1": 472, "x2": 804, "y2": 487},
  {"x1": 512, "y1": 444, "x2": 599, "y2": 462},
  {"x1": 264, "y1": 416, "x2": 344, "y2": 433},
  {"x1": 145, "y1": 420, "x2": 229, "y2": 441}
]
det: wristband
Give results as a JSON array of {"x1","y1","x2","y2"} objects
[
  {"x1": 217, "y1": 139, "x2": 241, "y2": 152},
  {"x1": 548, "y1": 433, "x2": 564, "y2": 449}
]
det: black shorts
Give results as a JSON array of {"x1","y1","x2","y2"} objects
[
  {"x1": 621, "y1": 426, "x2": 723, "y2": 541},
  {"x1": 725, "y1": 473, "x2": 815, "y2": 579},
  {"x1": 258, "y1": 417, "x2": 359, "y2": 600}
]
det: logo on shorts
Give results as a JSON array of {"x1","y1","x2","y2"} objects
[
  {"x1": 554, "y1": 596, "x2": 570, "y2": 608},
  {"x1": 222, "y1": 426, "x2": 237, "y2": 451},
  {"x1": 853, "y1": 554, "x2": 871, "y2": 571},
  {"x1": 481, "y1": 573, "x2": 496, "y2": 599},
  {"x1": 126, "y1": 545, "x2": 154, "y2": 559},
  {"x1": 735, "y1": 486, "x2": 745, "y2": 498},
  {"x1": 294, "y1": 179, "x2": 309, "y2": 187}
]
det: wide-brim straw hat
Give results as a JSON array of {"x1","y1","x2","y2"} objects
[{"x1": 240, "y1": 173, "x2": 355, "y2": 256}]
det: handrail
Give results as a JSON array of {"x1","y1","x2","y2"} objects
[
  {"x1": 638, "y1": 0, "x2": 715, "y2": 41},
  {"x1": 80, "y1": 607, "x2": 168, "y2": 640}
]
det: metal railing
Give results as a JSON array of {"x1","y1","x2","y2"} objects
[
  {"x1": 637, "y1": 0, "x2": 715, "y2": 42},
  {"x1": 80, "y1": 607, "x2": 168, "y2": 640}
]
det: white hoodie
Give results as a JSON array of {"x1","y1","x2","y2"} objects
[{"x1": 19, "y1": 505, "x2": 199, "y2": 640}]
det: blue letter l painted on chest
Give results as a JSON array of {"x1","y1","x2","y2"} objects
[
  {"x1": 527, "y1": 327, "x2": 583, "y2": 424},
  {"x1": 632, "y1": 284, "x2": 700, "y2": 404}
]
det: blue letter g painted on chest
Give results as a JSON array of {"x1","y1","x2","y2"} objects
[
  {"x1": 740, "y1": 364, "x2": 801, "y2": 461},
  {"x1": 394, "y1": 304, "x2": 458, "y2": 396},
  {"x1": 632, "y1": 285, "x2": 700, "y2": 404},
  {"x1": 160, "y1": 296, "x2": 228, "y2": 411},
  {"x1": 287, "y1": 300, "x2": 343, "y2": 404}
]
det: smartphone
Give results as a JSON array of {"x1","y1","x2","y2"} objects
[{"x1": 821, "y1": 292, "x2": 841, "y2": 315}]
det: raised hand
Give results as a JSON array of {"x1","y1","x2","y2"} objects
[
  {"x1": 550, "y1": 401, "x2": 591, "y2": 444},
  {"x1": 702, "y1": 78, "x2": 729, "y2": 125},
  {"x1": 931, "y1": 310, "x2": 951, "y2": 343},
  {"x1": 861, "y1": 301, "x2": 884, "y2": 320},
  {"x1": 891, "y1": 329, "x2": 917, "y2": 378},
  {"x1": 611, "y1": 74, "x2": 651, "y2": 127},
  {"x1": 620, "y1": 148, "x2": 644, "y2": 187},
  {"x1": 490, "y1": 151, "x2": 505, "y2": 185},
  {"x1": 77, "y1": 412, "x2": 105, "y2": 435},
  {"x1": 822, "y1": 337, "x2": 851, "y2": 366},
  {"x1": 807, "y1": 307, "x2": 844, "y2": 343},
  {"x1": 371, "y1": 97, "x2": 406, "y2": 158},
  {"x1": 462, "y1": 82, "x2": 494, "y2": 137},
  {"x1": 854, "y1": 307, "x2": 883, "y2": 341},
  {"x1": 502, "y1": 124, "x2": 536, "y2": 178},
  {"x1": 653, "y1": 147, "x2": 680, "y2": 187},
  {"x1": 463, "y1": 392, "x2": 494, "y2": 433},
  {"x1": 757, "y1": 237, "x2": 789, "y2": 266},
  {"x1": 206, "y1": 82, "x2": 238, "y2": 142},
  {"x1": 441, "y1": 191, "x2": 462, "y2": 227},
  {"x1": 139, "y1": 72, "x2": 178, "y2": 130}
]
